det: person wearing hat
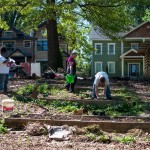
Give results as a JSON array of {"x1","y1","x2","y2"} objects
[
  {"x1": 91, "y1": 71, "x2": 112, "y2": 100},
  {"x1": 65, "y1": 50, "x2": 78, "y2": 93}
]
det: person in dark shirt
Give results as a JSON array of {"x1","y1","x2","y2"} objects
[{"x1": 65, "y1": 50, "x2": 78, "y2": 93}]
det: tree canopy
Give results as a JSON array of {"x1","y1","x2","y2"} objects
[{"x1": 0, "y1": 0, "x2": 149, "y2": 69}]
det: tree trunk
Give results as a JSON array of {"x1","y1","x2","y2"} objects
[{"x1": 46, "y1": 0, "x2": 62, "y2": 70}]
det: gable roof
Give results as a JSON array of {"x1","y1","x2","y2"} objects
[
  {"x1": 5, "y1": 48, "x2": 32, "y2": 57},
  {"x1": 90, "y1": 22, "x2": 150, "y2": 41},
  {"x1": 0, "y1": 26, "x2": 36, "y2": 40},
  {"x1": 124, "y1": 22, "x2": 150, "y2": 38}
]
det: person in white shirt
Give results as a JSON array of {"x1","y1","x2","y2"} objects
[
  {"x1": 91, "y1": 71, "x2": 112, "y2": 100},
  {"x1": 0, "y1": 46, "x2": 15, "y2": 93}
]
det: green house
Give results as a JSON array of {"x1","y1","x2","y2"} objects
[{"x1": 91, "y1": 22, "x2": 150, "y2": 78}]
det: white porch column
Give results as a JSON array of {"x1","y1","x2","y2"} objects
[
  {"x1": 25, "y1": 57, "x2": 27, "y2": 63},
  {"x1": 143, "y1": 56, "x2": 145, "y2": 76},
  {"x1": 121, "y1": 41, "x2": 124, "y2": 55},
  {"x1": 121, "y1": 58, "x2": 124, "y2": 77}
]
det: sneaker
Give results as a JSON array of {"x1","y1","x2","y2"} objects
[
  {"x1": 91, "y1": 96, "x2": 97, "y2": 100},
  {"x1": 69, "y1": 90, "x2": 74, "y2": 93},
  {"x1": 106, "y1": 97, "x2": 113, "y2": 100},
  {"x1": 0, "y1": 90, "x2": 4, "y2": 94}
]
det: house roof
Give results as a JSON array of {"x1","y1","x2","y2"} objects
[
  {"x1": 90, "y1": 28, "x2": 110, "y2": 40},
  {"x1": 0, "y1": 26, "x2": 36, "y2": 40},
  {"x1": 124, "y1": 22, "x2": 150, "y2": 37},
  {"x1": 91, "y1": 22, "x2": 150, "y2": 40},
  {"x1": 5, "y1": 48, "x2": 32, "y2": 58}
]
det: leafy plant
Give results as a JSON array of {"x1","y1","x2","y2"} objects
[
  {"x1": 86, "y1": 133, "x2": 96, "y2": 140},
  {"x1": 17, "y1": 84, "x2": 35, "y2": 95},
  {"x1": 115, "y1": 136, "x2": 136, "y2": 144},
  {"x1": 98, "y1": 135, "x2": 111, "y2": 143},
  {"x1": 0, "y1": 119, "x2": 8, "y2": 134},
  {"x1": 37, "y1": 83, "x2": 49, "y2": 95}
]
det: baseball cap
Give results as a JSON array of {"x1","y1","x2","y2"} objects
[{"x1": 71, "y1": 50, "x2": 78, "y2": 54}]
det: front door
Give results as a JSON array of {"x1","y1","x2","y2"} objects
[{"x1": 129, "y1": 64, "x2": 140, "y2": 77}]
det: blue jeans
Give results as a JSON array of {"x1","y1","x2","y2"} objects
[
  {"x1": 92, "y1": 84, "x2": 111, "y2": 98},
  {"x1": 0, "y1": 74, "x2": 7, "y2": 91},
  {"x1": 4, "y1": 74, "x2": 9, "y2": 92}
]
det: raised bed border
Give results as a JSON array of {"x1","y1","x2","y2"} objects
[{"x1": 4, "y1": 118, "x2": 150, "y2": 133}]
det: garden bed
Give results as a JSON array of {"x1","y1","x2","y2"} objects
[
  {"x1": 3, "y1": 117, "x2": 150, "y2": 133},
  {"x1": 10, "y1": 114, "x2": 150, "y2": 123}
]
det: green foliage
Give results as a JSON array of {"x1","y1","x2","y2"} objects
[
  {"x1": 127, "y1": 0, "x2": 150, "y2": 25},
  {"x1": 98, "y1": 135, "x2": 111, "y2": 143},
  {"x1": 17, "y1": 84, "x2": 35, "y2": 95},
  {"x1": 0, "y1": 119, "x2": 8, "y2": 134},
  {"x1": 37, "y1": 83, "x2": 49, "y2": 95},
  {"x1": 143, "y1": 9, "x2": 150, "y2": 21},
  {"x1": 115, "y1": 136, "x2": 136, "y2": 144}
]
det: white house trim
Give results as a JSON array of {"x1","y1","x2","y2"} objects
[
  {"x1": 131, "y1": 43, "x2": 139, "y2": 50},
  {"x1": 108, "y1": 43, "x2": 116, "y2": 55},
  {"x1": 121, "y1": 41, "x2": 124, "y2": 55},
  {"x1": 94, "y1": 43, "x2": 103, "y2": 55},
  {"x1": 125, "y1": 37, "x2": 150, "y2": 40},
  {"x1": 121, "y1": 58, "x2": 124, "y2": 77},
  {"x1": 120, "y1": 49, "x2": 137, "y2": 58},
  {"x1": 108, "y1": 61, "x2": 115, "y2": 74},
  {"x1": 95, "y1": 62, "x2": 103, "y2": 73},
  {"x1": 35, "y1": 59, "x2": 48, "y2": 62}
]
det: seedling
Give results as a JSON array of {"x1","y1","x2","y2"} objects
[
  {"x1": 115, "y1": 136, "x2": 136, "y2": 144},
  {"x1": 0, "y1": 119, "x2": 8, "y2": 134}
]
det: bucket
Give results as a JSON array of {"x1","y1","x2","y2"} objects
[
  {"x1": 66, "y1": 74, "x2": 75, "y2": 83},
  {"x1": 2, "y1": 99, "x2": 14, "y2": 112}
]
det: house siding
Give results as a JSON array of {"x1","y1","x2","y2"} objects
[{"x1": 92, "y1": 40, "x2": 122, "y2": 77}]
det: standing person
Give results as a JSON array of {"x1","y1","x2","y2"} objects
[
  {"x1": 0, "y1": 46, "x2": 15, "y2": 93},
  {"x1": 0, "y1": 46, "x2": 9, "y2": 93},
  {"x1": 91, "y1": 71, "x2": 112, "y2": 100},
  {"x1": 65, "y1": 50, "x2": 78, "y2": 93}
]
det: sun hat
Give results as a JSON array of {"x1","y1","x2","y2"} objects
[{"x1": 71, "y1": 50, "x2": 78, "y2": 54}]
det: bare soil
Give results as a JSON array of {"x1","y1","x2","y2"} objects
[
  {"x1": 0, "y1": 129, "x2": 149, "y2": 150},
  {"x1": 0, "y1": 79, "x2": 150, "y2": 149}
]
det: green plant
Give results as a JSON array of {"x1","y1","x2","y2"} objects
[
  {"x1": 98, "y1": 135, "x2": 111, "y2": 143},
  {"x1": 37, "y1": 83, "x2": 49, "y2": 94},
  {"x1": 17, "y1": 84, "x2": 35, "y2": 95},
  {"x1": 0, "y1": 119, "x2": 8, "y2": 134},
  {"x1": 115, "y1": 136, "x2": 136, "y2": 144},
  {"x1": 86, "y1": 133, "x2": 96, "y2": 140}
]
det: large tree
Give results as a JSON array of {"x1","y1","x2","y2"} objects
[{"x1": 0, "y1": 0, "x2": 134, "y2": 69}]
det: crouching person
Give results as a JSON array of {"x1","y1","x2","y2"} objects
[{"x1": 91, "y1": 71, "x2": 112, "y2": 100}]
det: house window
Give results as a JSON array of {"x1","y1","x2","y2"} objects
[
  {"x1": 24, "y1": 40, "x2": 31, "y2": 48},
  {"x1": 94, "y1": 43, "x2": 102, "y2": 55},
  {"x1": 108, "y1": 62, "x2": 115, "y2": 73},
  {"x1": 131, "y1": 43, "x2": 139, "y2": 50},
  {"x1": 108, "y1": 43, "x2": 115, "y2": 55},
  {"x1": 41, "y1": 30, "x2": 47, "y2": 38},
  {"x1": 3, "y1": 41, "x2": 15, "y2": 51},
  {"x1": 37, "y1": 40, "x2": 48, "y2": 51},
  {"x1": 95, "y1": 62, "x2": 102, "y2": 73},
  {"x1": 4, "y1": 31, "x2": 13, "y2": 38}
]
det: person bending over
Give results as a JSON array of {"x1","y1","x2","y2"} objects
[{"x1": 91, "y1": 71, "x2": 112, "y2": 100}]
